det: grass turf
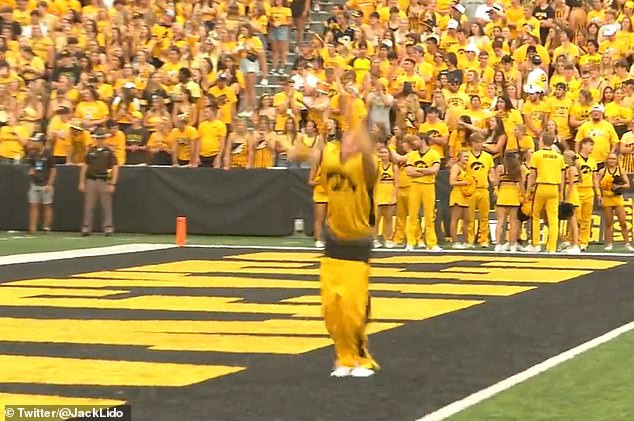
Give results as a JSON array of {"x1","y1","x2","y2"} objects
[
  {"x1": 450, "y1": 329, "x2": 634, "y2": 421},
  {"x1": 0, "y1": 232, "x2": 315, "y2": 255}
]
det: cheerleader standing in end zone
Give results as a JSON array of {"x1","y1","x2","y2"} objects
[
  {"x1": 493, "y1": 150, "x2": 523, "y2": 252},
  {"x1": 448, "y1": 151, "x2": 474, "y2": 249},
  {"x1": 289, "y1": 96, "x2": 379, "y2": 378},
  {"x1": 560, "y1": 151, "x2": 581, "y2": 254},
  {"x1": 310, "y1": 119, "x2": 339, "y2": 248},
  {"x1": 598, "y1": 153, "x2": 634, "y2": 251},
  {"x1": 373, "y1": 143, "x2": 398, "y2": 248}
]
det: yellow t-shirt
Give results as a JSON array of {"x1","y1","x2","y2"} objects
[
  {"x1": 605, "y1": 102, "x2": 633, "y2": 124},
  {"x1": 321, "y1": 140, "x2": 373, "y2": 240},
  {"x1": 106, "y1": 130, "x2": 126, "y2": 165},
  {"x1": 75, "y1": 100, "x2": 109, "y2": 121},
  {"x1": 530, "y1": 148, "x2": 566, "y2": 184},
  {"x1": 547, "y1": 96, "x2": 573, "y2": 140},
  {"x1": 0, "y1": 125, "x2": 27, "y2": 159},
  {"x1": 405, "y1": 148, "x2": 441, "y2": 184},
  {"x1": 418, "y1": 121, "x2": 449, "y2": 158},
  {"x1": 575, "y1": 120, "x2": 619, "y2": 163},
  {"x1": 270, "y1": 6, "x2": 291, "y2": 27},
  {"x1": 521, "y1": 99, "x2": 551, "y2": 137},
  {"x1": 198, "y1": 119, "x2": 227, "y2": 157},
  {"x1": 467, "y1": 150, "x2": 494, "y2": 189},
  {"x1": 47, "y1": 116, "x2": 71, "y2": 157},
  {"x1": 208, "y1": 86, "x2": 238, "y2": 125},
  {"x1": 569, "y1": 102, "x2": 593, "y2": 126},
  {"x1": 273, "y1": 90, "x2": 304, "y2": 131},
  {"x1": 169, "y1": 125, "x2": 199, "y2": 161}
]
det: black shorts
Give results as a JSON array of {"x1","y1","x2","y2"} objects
[
  {"x1": 52, "y1": 156, "x2": 66, "y2": 165},
  {"x1": 199, "y1": 155, "x2": 218, "y2": 167},
  {"x1": 152, "y1": 151, "x2": 172, "y2": 166},
  {"x1": 291, "y1": 0, "x2": 306, "y2": 18}
]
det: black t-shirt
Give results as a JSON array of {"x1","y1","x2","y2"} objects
[
  {"x1": 125, "y1": 126, "x2": 150, "y2": 165},
  {"x1": 533, "y1": 5, "x2": 554, "y2": 43},
  {"x1": 85, "y1": 146, "x2": 117, "y2": 179},
  {"x1": 26, "y1": 149, "x2": 55, "y2": 186},
  {"x1": 52, "y1": 65, "x2": 81, "y2": 84}
]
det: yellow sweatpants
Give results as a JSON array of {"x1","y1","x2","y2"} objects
[
  {"x1": 468, "y1": 188, "x2": 490, "y2": 245},
  {"x1": 393, "y1": 187, "x2": 420, "y2": 244},
  {"x1": 532, "y1": 184, "x2": 560, "y2": 252},
  {"x1": 577, "y1": 188, "x2": 595, "y2": 248},
  {"x1": 407, "y1": 183, "x2": 437, "y2": 248},
  {"x1": 320, "y1": 257, "x2": 377, "y2": 369}
]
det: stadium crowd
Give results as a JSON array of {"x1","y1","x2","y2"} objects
[{"x1": 0, "y1": 0, "x2": 633, "y2": 250}]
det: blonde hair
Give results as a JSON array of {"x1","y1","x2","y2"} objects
[{"x1": 563, "y1": 150, "x2": 577, "y2": 167}]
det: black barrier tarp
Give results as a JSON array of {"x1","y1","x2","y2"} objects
[
  {"x1": 287, "y1": 168, "x2": 314, "y2": 237},
  {"x1": 2, "y1": 164, "x2": 631, "y2": 238},
  {"x1": 0, "y1": 165, "x2": 294, "y2": 236},
  {"x1": 145, "y1": 167, "x2": 293, "y2": 235}
]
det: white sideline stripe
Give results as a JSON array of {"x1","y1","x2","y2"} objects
[
  {"x1": 186, "y1": 244, "x2": 634, "y2": 257},
  {"x1": 416, "y1": 320, "x2": 634, "y2": 421},
  {"x1": 0, "y1": 243, "x2": 174, "y2": 266}
]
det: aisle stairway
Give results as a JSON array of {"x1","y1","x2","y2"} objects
[{"x1": 255, "y1": 1, "x2": 337, "y2": 98}]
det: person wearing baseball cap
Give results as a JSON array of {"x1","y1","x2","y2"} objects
[
  {"x1": 25, "y1": 132, "x2": 55, "y2": 234},
  {"x1": 598, "y1": 23, "x2": 628, "y2": 59},
  {"x1": 67, "y1": 120, "x2": 92, "y2": 164},
  {"x1": 575, "y1": 103, "x2": 619, "y2": 166},
  {"x1": 208, "y1": 72, "x2": 238, "y2": 126},
  {"x1": 48, "y1": 105, "x2": 73, "y2": 165}
]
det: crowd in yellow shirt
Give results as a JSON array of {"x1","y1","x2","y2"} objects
[{"x1": 0, "y1": 0, "x2": 630, "y2": 180}]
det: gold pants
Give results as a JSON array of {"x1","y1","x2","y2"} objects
[
  {"x1": 577, "y1": 188, "x2": 594, "y2": 248},
  {"x1": 532, "y1": 184, "x2": 560, "y2": 252},
  {"x1": 406, "y1": 183, "x2": 437, "y2": 247},
  {"x1": 468, "y1": 188, "x2": 490, "y2": 245},
  {"x1": 320, "y1": 257, "x2": 378, "y2": 369},
  {"x1": 393, "y1": 187, "x2": 420, "y2": 244}
]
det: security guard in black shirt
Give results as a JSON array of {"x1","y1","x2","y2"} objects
[{"x1": 79, "y1": 128, "x2": 118, "y2": 236}]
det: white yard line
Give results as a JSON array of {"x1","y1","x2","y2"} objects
[
  {"x1": 416, "y1": 320, "x2": 634, "y2": 421},
  {"x1": 0, "y1": 243, "x2": 175, "y2": 266}
]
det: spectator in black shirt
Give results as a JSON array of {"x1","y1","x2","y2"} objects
[
  {"x1": 293, "y1": 42, "x2": 315, "y2": 70},
  {"x1": 125, "y1": 112, "x2": 149, "y2": 164},
  {"x1": 25, "y1": 133, "x2": 56, "y2": 234},
  {"x1": 52, "y1": 50, "x2": 81, "y2": 85},
  {"x1": 533, "y1": 0, "x2": 555, "y2": 44},
  {"x1": 0, "y1": 6, "x2": 22, "y2": 39}
]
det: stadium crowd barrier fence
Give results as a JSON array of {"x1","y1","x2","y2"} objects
[{"x1": 0, "y1": 165, "x2": 630, "y2": 239}]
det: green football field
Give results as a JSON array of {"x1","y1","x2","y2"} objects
[
  {"x1": 449, "y1": 328, "x2": 634, "y2": 421},
  {"x1": 0, "y1": 231, "x2": 633, "y2": 421}
]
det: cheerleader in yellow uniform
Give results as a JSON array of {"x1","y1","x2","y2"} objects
[
  {"x1": 598, "y1": 153, "x2": 634, "y2": 251},
  {"x1": 249, "y1": 116, "x2": 276, "y2": 168},
  {"x1": 561, "y1": 151, "x2": 581, "y2": 254},
  {"x1": 494, "y1": 151, "x2": 523, "y2": 252},
  {"x1": 449, "y1": 151, "x2": 474, "y2": 248},
  {"x1": 374, "y1": 144, "x2": 399, "y2": 248},
  {"x1": 224, "y1": 119, "x2": 252, "y2": 169},
  {"x1": 309, "y1": 119, "x2": 335, "y2": 249}
]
